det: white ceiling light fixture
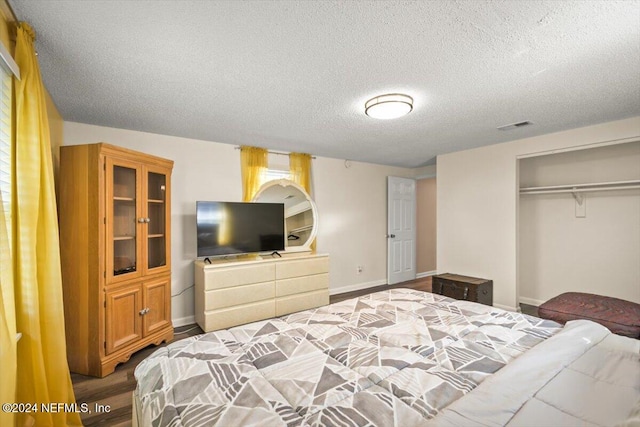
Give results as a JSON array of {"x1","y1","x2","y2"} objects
[{"x1": 365, "y1": 93, "x2": 413, "y2": 119}]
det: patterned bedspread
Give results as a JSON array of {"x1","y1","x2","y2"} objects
[{"x1": 134, "y1": 289, "x2": 561, "y2": 426}]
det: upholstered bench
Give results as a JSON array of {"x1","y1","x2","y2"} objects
[{"x1": 538, "y1": 292, "x2": 640, "y2": 338}]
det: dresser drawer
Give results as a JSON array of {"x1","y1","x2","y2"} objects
[
  {"x1": 203, "y1": 300, "x2": 275, "y2": 331},
  {"x1": 276, "y1": 289, "x2": 329, "y2": 316},
  {"x1": 276, "y1": 257, "x2": 329, "y2": 279},
  {"x1": 205, "y1": 281, "x2": 275, "y2": 310},
  {"x1": 203, "y1": 263, "x2": 275, "y2": 290},
  {"x1": 194, "y1": 255, "x2": 330, "y2": 332},
  {"x1": 276, "y1": 273, "x2": 328, "y2": 297}
]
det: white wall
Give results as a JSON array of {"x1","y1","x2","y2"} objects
[
  {"x1": 64, "y1": 122, "x2": 424, "y2": 325},
  {"x1": 437, "y1": 116, "x2": 640, "y2": 311},
  {"x1": 519, "y1": 142, "x2": 640, "y2": 305},
  {"x1": 416, "y1": 177, "x2": 436, "y2": 275},
  {"x1": 313, "y1": 157, "x2": 417, "y2": 294}
]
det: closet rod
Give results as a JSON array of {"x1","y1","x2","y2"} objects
[
  {"x1": 520, "y1": 179, "x2": 640, "y2": 194},
  {"x1": 521, "y1": 185, "x2": 640, "y2": 195}
]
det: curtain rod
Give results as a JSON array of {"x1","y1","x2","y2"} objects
[
  {"x1": 234, "y1": 146, "x2": 315, "y2": 159},
  {"x1": 1, "y1": 0, "x2": 18, "y2": 23}
]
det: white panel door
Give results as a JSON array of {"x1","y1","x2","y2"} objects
[{"x1": 387, "y1": 176, "x2": 416, "y2": 285}]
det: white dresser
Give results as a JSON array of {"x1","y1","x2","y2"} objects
[{"x1": 194, "y1": 253, "x2": 329, "y2": 332}]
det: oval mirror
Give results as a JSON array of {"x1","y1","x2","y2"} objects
[{"x1": 252, "y1": 179, "x2": 317, "y2": 252}]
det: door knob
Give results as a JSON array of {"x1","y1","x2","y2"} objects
[{"x1": 387, "y1": 234, "x2": 396, "y2": 238}]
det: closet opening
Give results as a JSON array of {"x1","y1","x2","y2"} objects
[{"x1": 517, "y1": 140, "x2": 640, "y2": 309}]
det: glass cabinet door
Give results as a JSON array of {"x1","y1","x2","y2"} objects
[
  {"x1": 108, "y1": 161, "x2": 142, "y2": 281},
  {"x1": 146, "y1": 170, "x2": 168, "y2": 271}
]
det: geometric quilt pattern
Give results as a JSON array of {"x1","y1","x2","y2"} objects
[{"x1": 135, "y1": 289, "x2": 561, "y2": 426}]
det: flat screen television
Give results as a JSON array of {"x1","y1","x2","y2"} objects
[{"x1": 196, "y1": 201, "x2": 285, "y2": 257}]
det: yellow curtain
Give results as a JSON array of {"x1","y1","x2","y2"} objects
[
  {"x1": 289, "y1": 152, "x2": 316, "y2": 251},
  {"x1": 0, "y1": 189, "x2": 16, "y2": 427},
  {"x1": 13, "y1": 23, "x2": 80, "y2": 426},
  {"x1": 240, "y1": 146, "x2": 268, "y2": 201},
  {"x1": 1, "y1": 12, "x2": 17, "y2": 426},
  {"x1": 289, "y1": 152, "x2": 311, "y2": 191}
]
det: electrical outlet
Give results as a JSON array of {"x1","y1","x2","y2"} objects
[{"x1": 357, "y1": 266, "x2": 363, "y2": 274}]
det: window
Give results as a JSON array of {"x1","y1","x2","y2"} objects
[
  {"x1": 263, "y1": 168, "x2": 290, "y2": 184},
  {"x1": 0, "y1": 62, "x2": 11, "y2": 238},
  {"x1": 0, "y1": 40, "x2": 18, "y2": 242},
  {"x1": 260, "y1": 153, "x2": 290, "y2": 187}
]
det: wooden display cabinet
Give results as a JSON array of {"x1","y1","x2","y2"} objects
[{"x1": 59, "y1": 143, "x2": 174, "y2": 377}]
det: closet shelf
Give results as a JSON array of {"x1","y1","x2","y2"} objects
[
  {"x1": 289, "y1": 225, "x2": 313, "y2": 233},
  {"x1": 519, "y1": 179, "x2": 640, "y2": 195},
  {"x1": 286, "y1": 206, "x2": 311, "y2": 218}
]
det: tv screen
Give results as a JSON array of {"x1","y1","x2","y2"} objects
[{"x1": 196, "y1": 201, "x2": 285, "y2": 257}]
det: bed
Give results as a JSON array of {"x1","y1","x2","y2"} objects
[{"x1": 133, "y1": 288, "x2": 640, "y2": 426}]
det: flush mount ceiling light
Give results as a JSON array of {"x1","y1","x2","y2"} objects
[{"x1": 365, "y1": 93, "x2": 413, "y2": 119}]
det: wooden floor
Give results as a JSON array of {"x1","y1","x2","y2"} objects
[
  {"x1": 329, "y1": 275, "x2": 433, "y2": 304},
  {"x1": 70, "y1": 276, "x2": 537, "y2": 426},
  {"x1": 70, "y1": 324, "x2": 203, "y2": 426}
]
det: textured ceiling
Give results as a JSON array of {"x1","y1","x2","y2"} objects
[{"x1": 8, "y1": 0, "x2": 640, "y2": 167}]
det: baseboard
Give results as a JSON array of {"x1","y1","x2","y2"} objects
[
  {"x1": 329, "y1": 272, "x2": 434, "y2": 297},
  {"x1": 494, "y1": 303, "x2": 519, "y2": 312},
  {"x1": 329, "y1": 279, "x2": 387, "y2": 296},
  {"x1": 518, "y1": 297, "x2": 545, "y2": 307},
  {"x1": 172, "y1": 315, "x2": 196, "y2": 328},
  {"x1": 416, "y1": 270, "x2": 437, "y2": 279}
]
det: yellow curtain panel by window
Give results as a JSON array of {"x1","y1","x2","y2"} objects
[
  {"x1": 13, "y1": 23, "x2": 80, "y2": 426},
  {"x1": 240, "y1": 146, "x2": 268, "y2": 201},
  {"x1": 289, "y1": 152, "x2": 311, "y2": 191}
]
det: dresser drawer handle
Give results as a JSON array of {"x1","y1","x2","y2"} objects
[{"x1": 463, "y1": 286, "x2": 468, "y2": 300}]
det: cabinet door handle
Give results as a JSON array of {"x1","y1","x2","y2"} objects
[
  {"x1": 463, "y1": 286, "x2": 469, "y2": 300},
  {"x1": 138, "y1": 217, "x2": 146, "y2": 223},
  {"x1": 145, "y1": 218, "x2": 151, "y2": 223},
  {"x1": 139, "y1": 307, "x2": 150, "y2": 316}
]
